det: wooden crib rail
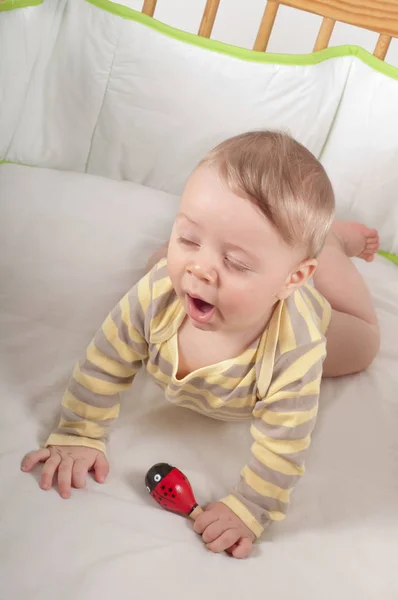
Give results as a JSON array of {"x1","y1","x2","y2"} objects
[
  {"x1": 271, "y1": 1, "x2": 398, "y2": 59},
  {"x1": 198, "y1": 0, "x2": 221, "y2": 38},
  {"x1": 142, "y1": 0, "x2": 157, "y2": 18},
  {"x1": 142, "y1": 0, "x2": 398, "y2": 62}
]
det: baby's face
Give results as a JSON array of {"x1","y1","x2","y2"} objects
[{"x1": 167, "y1": 165, "x2": 306, "y2": 334}]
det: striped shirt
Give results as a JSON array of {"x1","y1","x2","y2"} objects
[{"x1": 47, "y1": 259, "x2": 331, "y2": 537}]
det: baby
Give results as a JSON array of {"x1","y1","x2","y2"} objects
[{"x1": 21, "y1": 131, "x2": 380, "y2": 558}]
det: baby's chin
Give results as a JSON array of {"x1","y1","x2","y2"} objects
[
  {"x1": 190, "y1": 319, "x2": 218, "y2": 331},
  {"x1": 188, "y1": 312, "x2": 245, "y2": 333}
]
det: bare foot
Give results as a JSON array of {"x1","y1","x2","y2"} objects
[{"x1": 331, "y1": 221, "x2": 380, "y2": 262}]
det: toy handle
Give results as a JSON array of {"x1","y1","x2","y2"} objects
[{"x1": 189, "y1": 505, "x2": 203, "y2": 521}]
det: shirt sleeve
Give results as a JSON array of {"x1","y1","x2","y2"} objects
[
  {"x1": 45, "y1": 271, "x2": 152, "y2": 454},
  {"x1": 220, "y1": 337, "x2": 326, "y2": 538}
]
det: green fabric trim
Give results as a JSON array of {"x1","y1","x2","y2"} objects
[
  {"x1": 0, "y1": 159, "x2": 32, "y2": 167},
  {"x1": 379, "y1": 251, "x2": 398, "y2": 266},
  {"x1": 1, "y1": 160, "x2": 397, "y2": 266},
  {"x1": 0, "y1": 0, "x2": 43, "y2": 11},
  {"x1": 85, "y1": 0, "x2": 398, "y2": 81}
]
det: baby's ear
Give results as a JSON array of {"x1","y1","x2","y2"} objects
[{"x1": 276, "y1": 259, "x2": 317, "y2": 300}]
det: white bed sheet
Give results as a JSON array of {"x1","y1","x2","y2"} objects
[{"x1": 0, "y1": 165, "x2": 397, "y2": 600}]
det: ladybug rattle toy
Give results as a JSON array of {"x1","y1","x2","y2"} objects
[{"x1": 145, "y1": 462, "x2": 203, "y2": 521}]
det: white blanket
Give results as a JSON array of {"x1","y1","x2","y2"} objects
[{"x1": 0, "y1": 164, "x2": 397, "y2": 599}]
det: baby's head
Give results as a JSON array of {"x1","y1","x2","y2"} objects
[{"x1": 167, "y1": 131, "x2": 335, "y2": 335}]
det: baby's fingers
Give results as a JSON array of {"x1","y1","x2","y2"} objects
[
  {"x1": 21, "y1": 448, "x2": 51, "y2": 472},
  {"x1": 57, "y1": 456, "x2": 74, "y2": 499},
  {"x1": 228, "y1": 537, "x2": 253, "y2": 559},
  {"x1": 72, "y1": 459, "x2": 89, "y2": 489},
  {"x1": 206, "y1": 529, "x2": 240, "y2": 554},
  {"x1": 40, "y1": 452, "x2": 61, "y2": 491},
  {"x1": 193, "y1": 505, "x2": 218, "y2": 535},
  {"x1": 93, "y1": 453, "x2": 109, "y2": 484}
]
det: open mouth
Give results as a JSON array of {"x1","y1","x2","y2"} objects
[
  {"x1": 191, "y1": 296, "x2": 213, "y2": 313},
  {"x1": 186, "y1": 294, "x2": 215, "y2": 324}
]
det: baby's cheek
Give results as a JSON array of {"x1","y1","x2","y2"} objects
[
  {"x1": 167, "y1": 252, "x2": 184, "y2": 289},
  {"x1": 221, "y1": 287, "x2": 254, "y2": 316},
  {"x1": 222, "y1": 283, "x2": 275, "y2": 319}
]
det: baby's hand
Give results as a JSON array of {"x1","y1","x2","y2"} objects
[
  {"x1": 194, "y1": 502, "x2": 255, "y2": 558},
  {"x1": 21, "y1": 445, "x2": 109, "y2": 499}
]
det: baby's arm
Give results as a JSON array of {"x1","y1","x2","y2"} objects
[
  {"x1": 47, "y1": 283, "x2": 149, "y2": 453},
  {"x1": 21, "y1": 273, "x2": 151, "y2": 496},
  {"x1": 223, "y1": 338, "x2": 326, "y2": 537},
  {"x1": 194, "y1": 337, "x2": 326, "y2": 557}
]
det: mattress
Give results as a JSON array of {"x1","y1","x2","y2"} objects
[{"x1": 0, "y1": 164, "x2": 397, "y2": 599}]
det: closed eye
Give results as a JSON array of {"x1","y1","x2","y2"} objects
[
  {"x1": 224, "y1": 256, "x2": 250, "y2": 272},
  {"x1": 178, "y1": 236, "x2": 198, "y2": 247}
]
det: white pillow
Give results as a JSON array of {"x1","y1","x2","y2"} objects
[
  {"x1": 86, "y1": 18, "x2": 350, "y2": 195},
  {"x1": 2, "y1": 0, "x2": 349, "y2": 193},
  {"x1": 322, "y1": 59, "x2": 398, "y2": 255}
]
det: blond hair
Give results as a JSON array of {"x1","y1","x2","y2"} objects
[{"x1": 199, "y1": 131, "x2": 335, "y2": 258}]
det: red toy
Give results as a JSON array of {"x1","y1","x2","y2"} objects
[{"x1": 145, "y1": 462, "x2": 202, "y2": 520}]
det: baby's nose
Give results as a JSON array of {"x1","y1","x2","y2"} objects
[{"x1": 186, "y1": 263, "x2": 217, "y2": 285}]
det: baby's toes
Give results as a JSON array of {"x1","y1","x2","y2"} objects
[
  {"x1": 367, "y1": 230, "x2": 379, "y2": 244},
  {"x1": 364, "y1": 234, "x2": 379, "y2": 256},
  {"x1": 365, "y1": 244, "x2": 379, "y2": 255},
  {"x1": 369, "y1": 233, "x2": 379, "y2": 244}
]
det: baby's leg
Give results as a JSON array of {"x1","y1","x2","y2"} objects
[{"x1": 314, "y1": 221, "x2": 380, "y2": 377}]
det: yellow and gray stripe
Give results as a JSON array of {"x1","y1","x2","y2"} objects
[{"x1": 47, "y1": 258, "x2": 329, "y2": 538}]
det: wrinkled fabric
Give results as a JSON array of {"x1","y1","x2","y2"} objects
[{"x1": 0, "y1": 164, "x2": 397, "y2": 599}]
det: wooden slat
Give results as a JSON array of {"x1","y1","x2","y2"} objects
[
  {"x1": 313, "y1": 17, "x2": 335, "y2": 51},
  {"x1": 141, "y1": 0, "x2": 157, "y2": 17},
  {"x1": 374, "y1": 33, "x2": 392, "y2": 60},
  {"x1": 253, "y1": 1, "x2": 280, "y2": 52},
  {"x1": 278, "y1": 1, "x2": 398, "y2": 38},
  {"x1": 198, "y1": 0, "x2": 221, "y2": 38}
]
